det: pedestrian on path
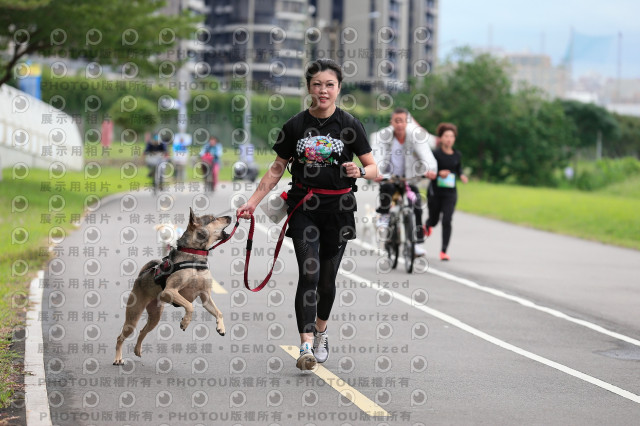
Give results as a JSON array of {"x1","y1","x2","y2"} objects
[
  {"x1": 236, "y1": 58, "x2": 377, "y2": 370},
  {"x1": 426, "y1": 123, "x2": 468, "y2": 261}
]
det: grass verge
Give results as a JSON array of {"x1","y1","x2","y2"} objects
[{"x1": 457, "y1": 180, "x2": 640, "y2": 250}]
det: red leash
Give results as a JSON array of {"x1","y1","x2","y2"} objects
[{"x1": 243, "y1": 186, "x2": 352, "y2": 292}]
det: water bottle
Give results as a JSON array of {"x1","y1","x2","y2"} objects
[{"x1": 259, "y1": 191, "x2": 289, "y2": 223}]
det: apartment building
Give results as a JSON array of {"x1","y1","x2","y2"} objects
[
  {"x1": 205, "y1": 0, "x2": 308, "y2": 95},
  {"x1": 311, "y1": 0, "x2": 438, "y2": 91},
  {"x1": 205, "y1": 0, "x2": 438, "y2": 93}
]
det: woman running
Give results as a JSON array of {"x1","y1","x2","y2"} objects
[{"x1": 426, "y1": 123, "x2": 468, "y2": 261}]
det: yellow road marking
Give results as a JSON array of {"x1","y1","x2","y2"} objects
[
  {"x1": 280, "y1": 345, "x2": 390, "y2": 417},
  {"x1": 211, "y1": 278, "x2": 227, "y2": 294}
]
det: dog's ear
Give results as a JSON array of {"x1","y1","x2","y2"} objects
[{"x1": 187, "y1": 207, "x2": 198, "y2": 231}]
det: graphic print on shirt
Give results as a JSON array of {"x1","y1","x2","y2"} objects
[{"x1": 296, "y1": 133, "x2": 344, "y2": 167}]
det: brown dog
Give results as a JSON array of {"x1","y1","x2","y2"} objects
[{"x1": 113, "y1": 208, "x2": 231, "y2": 365}]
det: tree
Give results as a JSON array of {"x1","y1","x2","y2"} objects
[
  {"x1": 410, "y1": 47, "x2": 577, "y2": 185},
  {"x1": 559, "y1": 100, "x2": 621, "y2": 151},
  {"x1": 504, "y1": 90, "x2": 576, "y2": 186},
  {"x1": 412, "y1": 48, "x2": 515, "y2": 180},
  {"x1": 0, "y1": 0, "x2": 201, "y2": 87},
  {"x1": 611, "y1": 114, "x2": 640, "y2": 157},
  {"x1": 109, "y1": 96, "x2": 160, "y2": 137}
]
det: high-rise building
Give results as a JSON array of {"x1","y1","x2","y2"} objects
[
  {"x1": 204, "y1": 0, "x2": 438, "y2": 94},
  {"x1": 205, "y1": 0, "x2": 309, "y2": 95},
  {"x1": 311, "y1": 0, "x2": 438, "y2": 91},
  {"x1": 160, "y1": 0, "x2": 212, "y2": 70}
]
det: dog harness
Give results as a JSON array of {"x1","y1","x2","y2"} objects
[
  {"x1": 152, "y1": 250, "x2": 209, "y2": 290},
  {"x1": 150, "y1": 223, "x2": 243, "y2": 290}
]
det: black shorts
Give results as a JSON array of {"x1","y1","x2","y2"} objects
[{"x1": 285, "y1": 208, "x2": 356, "y2": 256}]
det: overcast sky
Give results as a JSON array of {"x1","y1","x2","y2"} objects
[{"x1": 438, "y1": 0, "x2": 640, "y2": 79}]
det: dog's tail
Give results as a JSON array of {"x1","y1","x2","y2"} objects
[{"x1": 139, "y1": 260, "x2": 161, "y2": 277}]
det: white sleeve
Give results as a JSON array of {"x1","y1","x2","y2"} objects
[{"x1": 407, "y1": 122, "x2": 437, "y2": 174}]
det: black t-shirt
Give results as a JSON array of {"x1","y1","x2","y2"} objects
[
  {"x1": 430, "y1": 148, "x2": 463, "y2": 196},
  {"x1": 273, "y1": 107, "x2": 371, "y2": 212},
  {"x1": 144, "y1": 141, "x2": 167, "y2": 154}
]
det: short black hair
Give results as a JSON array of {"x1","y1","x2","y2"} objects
[
  {"x1": 392, "y1": 107, "x2": 409, "y2": 116},
  {"x1": 305, "y1": 59, "x2": 343, "y2": 89},
  {"x1": 436, "y1": 122, "x2": 458, "y2": 137}
]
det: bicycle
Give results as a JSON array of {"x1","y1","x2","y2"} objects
[
  {"x1": 380, "y1": 176, "x2": 425, "y2": 273},
  {"x1": 200, "y1": 154, "x2": 219, "y2": 192},
  {"x1": 146, "y1": 153, "x2": 169, "y2": 195}
]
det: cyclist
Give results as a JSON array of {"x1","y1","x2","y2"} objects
[
  {"x1": 199, "y1": 136, "x2": 223, "y2": 191},
  {"x1": 371, "y1": 107, "x2": 437, "y2": 257},
  {"x1": 143, "y1": 133, "x2": 169, "y2": 189}
]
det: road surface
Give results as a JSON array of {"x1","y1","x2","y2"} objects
[{"x1": 33, "y1": 180, "x2": 640, "y2": 425}]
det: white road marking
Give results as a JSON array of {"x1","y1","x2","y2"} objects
[
  {"x1": 254, "y1": 222, "x2": 640, "y2": 405},
  {"x1": 353, "y1": 239, "x2": 640, "y2": 347},
  {"x1": 342, "y1": 268, "x2": 640, "y2": 405},
  {"x1": 25, "y1": 270, "x2": 53, "y2": 426},
  {"x1": 210, "y1": 278, "x2": 227, "y2": 294}
]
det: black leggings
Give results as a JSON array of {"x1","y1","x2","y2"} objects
[
  {"x1": 426, "y1": 193, "x2": 458, "y2": 253},
  {"x1": 292, "y1": 238, "x2": 346, "y2": 334}
]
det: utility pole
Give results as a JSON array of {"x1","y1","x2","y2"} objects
[
  {"x1": 616, "y1": 31, "x2": 622, "y2": 103},
  {"x1": 243, "y1": 0, "x2": 255, "y2": 142},
  {"x1": 177, "y1": 0, "x2": 189, "y2": 135}
]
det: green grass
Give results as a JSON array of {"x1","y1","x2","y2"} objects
[
  {"x1": 0, "y1": 336, "x2": 20, "y2": 410},
  {"x1": 597, "y1": 174, "x2": 640, "y2": 199},
  {"x1": 457, "y1": 180, "x2": 640, "y2": 250}
]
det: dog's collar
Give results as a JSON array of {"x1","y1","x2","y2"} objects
[
  {"x1": 177, "y1": 246, "x2": 209, "y2": 256},
  {"x1": 176, "y1": 221, "x2": 240, "y2": 256}
]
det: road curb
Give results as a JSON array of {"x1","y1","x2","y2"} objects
[{"x1": 24, "y1": 270, "x2": 52, "y2": 426}]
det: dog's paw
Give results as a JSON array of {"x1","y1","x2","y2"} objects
[
  {"x1": 217, "y1": 328, "x2": 225, "y2": 336},
  {"x1": 113, "y1": 359, "x2": 124, "y2": 366},
  {"x1": 180, "y1": 318, "x2": 190, "y2": 331}
]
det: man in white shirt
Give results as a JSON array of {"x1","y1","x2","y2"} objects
[{"x1": 370, "y1": 107, "x2": 437, "y2": 256}]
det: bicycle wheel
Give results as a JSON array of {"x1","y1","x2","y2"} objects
[
  {"x1": 385, "y1": 216, "x2": 400, "y2": 270},
  {"x1": 155, "y1": 162, "x2": 165, "y2": 194},
  {"x1": 402, "y1": 207, "x2": 416, "y2": 273}
]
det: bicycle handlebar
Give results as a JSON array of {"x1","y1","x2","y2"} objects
[{"x1": 380, "y1": 175, "x2": 428, "y2": 184}]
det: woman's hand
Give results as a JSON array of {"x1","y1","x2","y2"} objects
[
  {"x1": 460, "y1": 174, "x2": 469, "y2": 184},
  {"x1": 236, "y1": 202, "x2": 257, "y2": 220},
  {"x1": 342, "y1": 162, "x2": 362, "y2": 178},
  {"x1": 439, "y1": 170, "x2": 450, "y2": 178}
]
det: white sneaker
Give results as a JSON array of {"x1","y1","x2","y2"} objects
[
  {"x1": 296, "y1": 342, "x2": 317, "y2": 371},
  {"x1": 313, "y1": 327, "x2": 329, "y2": 363},
  {"x1": 376, "y1": 213, "x2": 390, "y2": 228},
  {"x1": 414, "y1": 244, "x2": 426, "y2": 257}
]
